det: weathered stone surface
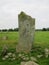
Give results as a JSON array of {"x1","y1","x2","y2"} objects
[
  {"x1": 18, "y1": 53, "x2": 30, "y2": 61},
  {"x1": 16, "y1": 12, "x2": 35, "y2": 53},
  {"x1": 30, "y1": 57, "x2": 37, "y2": 61},
  {"x1": 37, "y1": 55, "x2": 43, "y2": 58},
  {"x1": 21, "y1": 61, "x2": 39, "y2": 65},
  {"x1": 44, "y1": 48, "x2": 49, "y2": 58}
]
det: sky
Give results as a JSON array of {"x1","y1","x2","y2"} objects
[{"x1": 0, "y1": 0, "x2": 49, "y2": 29}]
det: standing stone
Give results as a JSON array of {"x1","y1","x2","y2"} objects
[{"x1": 16, "y1": 12, "x2": 35, "y2": 53}]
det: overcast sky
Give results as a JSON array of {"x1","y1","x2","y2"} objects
[{"x1": 0, "y1": 0, "x2": 49, "y2": 29}]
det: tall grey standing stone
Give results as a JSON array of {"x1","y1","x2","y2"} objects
[{"x1": 16, "y1": 12, "x2": 35, "y2": 53}]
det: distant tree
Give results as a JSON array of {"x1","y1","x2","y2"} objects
[
  {"x1": 0, "y1": 30, "x2": 1, "y2": 32},
  {"x1": 42, "y1": 28, "x2": 47, "y2": 31},
  {"x1": 14, "y1": 28, "x2": 19, "y2": 31},
  {"x1": 47, "y1": 28, "x2": 49, "y2": 31},
  {"x1": 35, "y1": 29, "x2": 42, "y2": 31},
  {"x1": 2, "y1": 29, "x2": 7, "y2": 32},
  {"x1": 8, "y1": 29, "x2": 14, "y2": 31}
]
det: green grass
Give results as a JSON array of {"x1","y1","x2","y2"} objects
[
  {"x1": 35, "y1": 31, "x2": 49, "y2": 48},
  {"x1": 0, "y1": 31, "x2": 49, "y2": 65},
  {"x1": 0, "y1": 32, "x2": 19, "y2": 49}
]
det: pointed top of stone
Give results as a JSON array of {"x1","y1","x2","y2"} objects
[
  {"x1": 18, "y1": 11, "x2": 35, "y2": 22},
  {"x1": 19, "y1": 11, "x2": 26, "y2": 16},
  {"x1": 18, "y1": 11, "x2": 27, "y2": 21}
]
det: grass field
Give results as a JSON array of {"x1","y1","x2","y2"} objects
[
  {"x1": 0, "y1": 31, "x2": 49, "y2": 65},
  {"x1": 35, "y1": 31, "x2": 49, "y2": 48}
]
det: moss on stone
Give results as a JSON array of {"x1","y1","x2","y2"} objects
[
  {"x1": 18, "y1": 11, "x2": 27, "y2": 21},
  {"x1": 18, "y1": 11, "x2": 35, "y2": 23}
]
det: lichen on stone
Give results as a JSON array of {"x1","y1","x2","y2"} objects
[{"x1": 18, "y1": 11, "x2": 27, "y2": 21}]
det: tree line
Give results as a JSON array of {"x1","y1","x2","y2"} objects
[
  {"x1": 0, "y1": 28, "x2": 49, "y2": 32},
  {"x1": 36, "y1": 28, "x2": 49, "y2": 31},
  {"x1": 0, "y1": 28, "x2": 19, "y2": 32}
]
